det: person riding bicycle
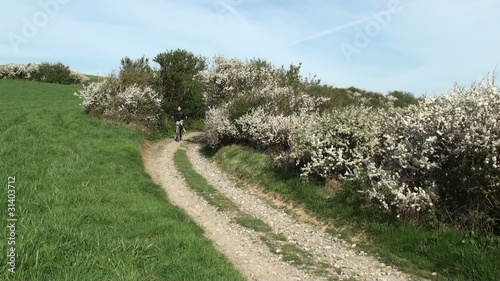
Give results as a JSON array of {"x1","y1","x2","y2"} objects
[{"x1": 174, "y1": 106, "x2": 187, "y2": 141}]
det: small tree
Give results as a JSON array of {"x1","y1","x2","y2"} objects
[
  {"x1": 119, "y1": 56, "x2": 154, "y2": 88},
  {"x1": 153, "y1": 49, "x2": 206, "y2": 119}
]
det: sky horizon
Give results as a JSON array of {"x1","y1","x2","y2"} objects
[{"x1": 1, "y1": 0, "x2": 499, "y2": 97}]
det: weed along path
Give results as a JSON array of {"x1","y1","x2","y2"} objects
[{"x1": 141, "y1": 132, "x2": 427, "y2": 281}]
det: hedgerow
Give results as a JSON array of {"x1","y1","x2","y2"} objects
[
  {"x1": 0, "y1": 62, "x2": 90, "y2": 85},
  {"x1": 200, "y1": 57, "x2": 499, "y2": 233},
  {"x1": 363, "y1": 79, "x2": 499, "y2": 232}
]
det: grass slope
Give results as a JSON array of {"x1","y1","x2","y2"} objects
[
  {"x1": 0, "y1": 80, "x2": 244, "y2": 281},
  {"x1": 205, "y1": 144, "x2": 500, "y2": 281}
]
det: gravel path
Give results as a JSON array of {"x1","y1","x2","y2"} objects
[{"x1": 141, "y1": 132, "x2": 427, "y2": 281}]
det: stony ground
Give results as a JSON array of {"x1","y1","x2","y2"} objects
[{"x1": 141, "y1": 132, "x2": 428, "y2": 281}]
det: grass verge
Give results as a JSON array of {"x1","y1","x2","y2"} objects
[
  {"x1": 0, "y1": 80, "x2": 244, "y2": 281},
  {"x1": 203, "y1": 144, "x2": 500, "y2": 281}
]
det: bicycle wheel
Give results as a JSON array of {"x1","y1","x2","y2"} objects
[{"x1": 175, "y1": 123, "x2": 181, "y2": 141}]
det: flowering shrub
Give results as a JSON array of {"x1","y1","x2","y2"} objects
[
  {"x1": 0, "y1": 63, "x2": 90, "y2": 85},
  {"x1": 202, "y1": 58, "x2": 499, "y2": 232},
  {"x1": 197, "y1": 55, "x2": 278, "y2": 109},
  {"x1": 276, "y1": 77, "x2": 498, "y2": 232},
  {"x1": 204, "y1": 102, "x2": 240, "y2": 146},
  {"x1": 200, "y1": 55, "x2": 329, "y2": 151},
  {"x1": 204, "y1": 102, "x2": 315, "y2": 152},
  {"x1": 287, "y1": 105, "x2": 383, "y2": 181},
  {"x1": 357, "y1": 104, "x2": 441, "y2": 218},
  {"x1": 235, "y1": 108, "x2": 309, "y2": 151},
  {"x1": 0, "y1": 63, "x2": 39, "y2": 79},
  {"x1": 362, "y1": 78, "x2": 500, "y2": 231},
  {"x1": 75, "y1": 78, "x2": 163, "y2": 130}
]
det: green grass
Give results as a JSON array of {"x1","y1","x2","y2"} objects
[
  {"x1": 85, "y1": 74, "x2": 106, "y2": 82},
  {"x1": 173, "y1": 149, "x2": 240, "y2": 213},
  {"x1": 0, "y1": 80, "x2": 245, "y2": 281},
  {"x1": 204, "y1": 144, "x2": 500, "y2": 281},
  {"x1": 259, "y1": 233, "x2": 338, "y2": 280},
  {"x1": 233, "y1": 213, "x2": 272, "y2": 233}
]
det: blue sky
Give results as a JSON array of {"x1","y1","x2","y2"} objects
[{"x1": 1, "y1": 0, "x2": 499, "y2": 96}]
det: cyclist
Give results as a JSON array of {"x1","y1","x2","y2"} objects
[{"x1": 174, "y1": 105, "x2": 187, "y2": 141}]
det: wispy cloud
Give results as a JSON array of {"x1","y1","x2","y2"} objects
[
  {"x1": 1, "y1": 0, "x2": 499, "y2": 96},
  {"x1": 292, "y1": 0, "x2": 419, "y2": 46},
  {"x1": 292, "y1": 15, "x2": 376, "y2": 46}
]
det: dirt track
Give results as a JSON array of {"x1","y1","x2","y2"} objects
[{"x1": 141, "y1": 132, "x2": 426, "y2": 281}]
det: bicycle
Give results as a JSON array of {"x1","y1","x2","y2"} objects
[
  {"x1": 174, "y1": 105, "x2": 187, "y2": 142},
  {"x1": 175, "y1": 120, "x2": 184, "y2": 142}
]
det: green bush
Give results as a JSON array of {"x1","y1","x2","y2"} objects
[
  {"x1": 30, "y1": 62, "x2": 74, "y2": 84},
  {"x1": 119, "y1": 56, "x2": 155, "y2": 88},
  {"x1": 154, "y1": 49, "x2": 207, "y2": 119},
  {"x1": 185, "y1": 118, "x2": 205, "y2": 131},
  {"x1": 152, "y1": 118, "x2": 205, "y2": 140},
  {"x1": 151, "y1": 119, "x2": 176, "y2": 140},
  {"x1": 387, "y1": 90, "x2": 421, "y2": 107}
]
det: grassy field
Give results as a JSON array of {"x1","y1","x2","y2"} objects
[
  {"x1": 0, "y1": 80, "x2": 244, "y2": 280},
  {"x1": 204, "y1": 144, "x2": 500, "y2": 281}
]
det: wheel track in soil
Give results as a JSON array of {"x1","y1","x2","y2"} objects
[{"x1": 141, "y1": 132, "x2": 428, "y2": 281}]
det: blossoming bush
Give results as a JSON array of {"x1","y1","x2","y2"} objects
[
  {"x1": 75, "y1": 77, "x2": 163, "y2": 130},
  {"x1": 235, "y1": 109, "x2": 309, "y2": 151},
  {"x1": 362, "y1": 78, "x2": 499, "y2": 231},
  {"x1": 200, "y1": 55, "x2": 328, "y2": 151},
  {"x1": 201, "y1": 54, "x2": 498, "y2": 232},
  {"x1": 287, "y1": 105, "x2": 383, "y2": 181},
  {"x1": 0, "y1": 63, "x2": 39, "y2": 79},
  {"x1": 278, "y1": 77, "x2": 498, "y2": 232},
  {"x1": 0, "y1": 63, "x2": 90, "y2": 85},
  {"x1": 204, "y1": 102, "x2": 240, "y2": 146},
  {"x1": 198, "y1": 55, "x2": 278, "y2": 109},
  {"x1": 355, "y1": 104, "x2": 441, "y2": 219}
]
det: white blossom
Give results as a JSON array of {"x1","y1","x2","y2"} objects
[
  {"x1": 0, "y1": 63, "x2": 90, "y2": 84},
  {"x1": 200, "y1": 57, "x2": 499, "y2": 228},
  {"x1": 75, "y1": 81, "x2": 163, "y2": 129}
]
